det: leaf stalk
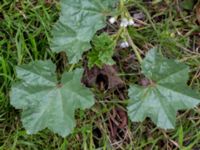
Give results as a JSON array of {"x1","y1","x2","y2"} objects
[{"x1": 125, "y1": 29, "x2": 143, "y2": 63}]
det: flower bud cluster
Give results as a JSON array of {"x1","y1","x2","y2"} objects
[{"x1": 109, "y1": 17, "x2": 135, "y2": 28}]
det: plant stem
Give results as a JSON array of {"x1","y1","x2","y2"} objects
[
  {"x1": 125, "y1": 29, "x2": 143, "y2": 63},
  {"x1": 118, "y1": 0, "x2": 143, "y2": 63},
  {"x1": 120, "y1": 0, "x2": 124, "y2": 10},
  {"x1": 113, "y1": 27, "x2": 123, "y2": 41},
  {"x1": 69, "y1": 63, "x2": 75, "y2": 72}
]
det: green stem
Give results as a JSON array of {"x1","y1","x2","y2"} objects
[
  {"x1": 69, "y1": 63, "x2": 75, "y2": 72},
  {"x1": 120, "y1": 0, "x2": 124, "y2": 9},
  {"x1": 125, "y1": 29, "x2": 143, "y2": 63},
  {"x1": 118, "y1": 0, "x2": 143, "y2": 63},
  {"x1": 113, "y1": 27, "x2": 123, "y2": 41}
]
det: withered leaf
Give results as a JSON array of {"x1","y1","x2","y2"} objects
[{"x1": 82, "y1": 65, "x2": 124, "y2": 90}]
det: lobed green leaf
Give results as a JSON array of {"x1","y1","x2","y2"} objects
[
  {"x1": 10, "y1": 60, "x2": 95, "y2": 137},
  {"x1": 51, "y1": 0, "x2": 118, "y2": 64},
  {"x1": 127, "y1": 48, "x2": 200, "y2": 129}
]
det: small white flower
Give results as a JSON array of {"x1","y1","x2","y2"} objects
[
  {"x1": 120, "y1": 18, "x2": 129, "y2": 27},
  {"x1": 109, "y1": 17, "x2": 116, "y2": 24},
  {"x1": 120, "y1": 41, "x2": 129, "y2": 48},
  {"x1": 128, "y1": 19, "x2": 135, "y2": 26}
]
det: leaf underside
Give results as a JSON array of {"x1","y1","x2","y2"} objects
[
  {"x1": 127, "y1": 48, "x2": 200, "y2": 129},
  {"x1": 51, "y1": 0, "x2": 118, "y2": 64},
  {"x1": 10, "y1": 60, "x2": 94, "y2": 137}
]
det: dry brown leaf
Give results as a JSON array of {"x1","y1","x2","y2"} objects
[{"x1": 82, "y1": 65, "x2": 124, "y2": 90}]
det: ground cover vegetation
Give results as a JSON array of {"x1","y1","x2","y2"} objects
[{"x1": 0, "y1": 0, "x2": 200, "y2": 149}]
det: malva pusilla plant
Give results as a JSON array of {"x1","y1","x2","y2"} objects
[{"x1": 10, "y1": 0, "x2": 200, "y2": 137}]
